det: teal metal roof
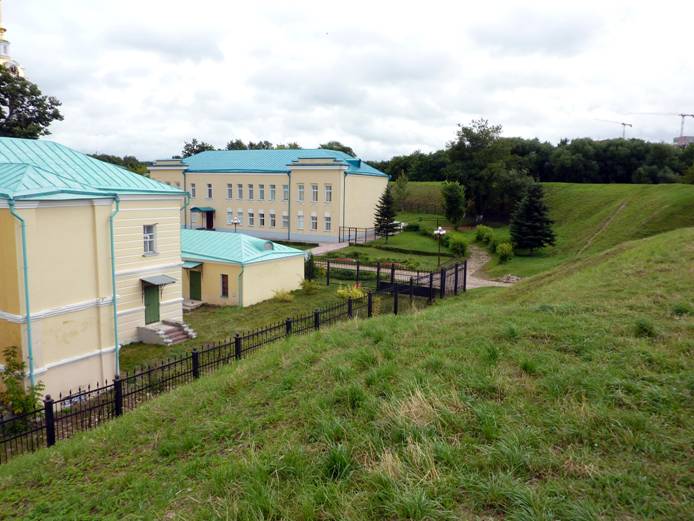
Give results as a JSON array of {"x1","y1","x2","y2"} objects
[
  {"x1": 0, "y1": 138, "x2": 184, "y2": 200},
  {"x1": 182, "y1": 261, "x2": 202, "y2": 269},
  {"x1": 182, "y1": 149, "x2": 387, "y2": 177},
  {"x1": 181, "y1": 229, "x2": 304, "y2": 266},
  {"x1": 190, "y1": 206, "x2": 215, "y2": 212}
]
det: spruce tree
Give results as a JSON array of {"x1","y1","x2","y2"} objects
[
  {"x1": 510, "y1": 183, "x2": 556, "y2": 252},
  {"x1": 374, "y1": 185, "x2": 397, "y2": 242}
]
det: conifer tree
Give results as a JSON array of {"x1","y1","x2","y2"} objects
[
  {"x1": 510, "y1": 183, "x2": 556, "y2": 252},
  {"x1": 374, "y1": 185, "x2": 397, "y2": 242}
]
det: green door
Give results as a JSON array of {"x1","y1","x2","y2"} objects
[
  {"x1": 189, "y1": 270, "x2": 202, "y2": 301},
  {"x1": 144, "y1": 285, "x2": 160, "y2": 324}
]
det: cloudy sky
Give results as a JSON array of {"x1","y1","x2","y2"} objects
[{"x1": 6, "y1": 0, "x2": 693, "y2": 160}]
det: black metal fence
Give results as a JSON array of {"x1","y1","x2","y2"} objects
[
  {"x1": 314, "y1": 259, "x2": 467, "y2": 298},
  {"x1": 338, "y1": 226, "x2": 378, "y2": 244},
  {"x1": 1, "y1": 259, "x2": 468, "y2": 464}
]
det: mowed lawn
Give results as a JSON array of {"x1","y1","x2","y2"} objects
[
  {"x1": 120, "y1": 283, "x2": 347, "y2": 372},
  {"x1": 1, "y1": 228, "x2": 692, "y2": 520}
]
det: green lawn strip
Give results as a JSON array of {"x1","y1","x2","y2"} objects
[
  {"x1": 1, "y1": 229, "x2": 692, "y2": 519},
  {"x1": 120, "y1": 284, "x2": 351, "y2": 372}
]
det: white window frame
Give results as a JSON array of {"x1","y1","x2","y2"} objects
[
  {"x1": 283, "y1": 184, "x2": 289, "y2": 201},
  {"x1": 297, "y1": 183, "x2": 304, "y2": 202},
  {"x1": 206, "y1": 183, "x2": 213, "y2": 199},
  {"x1": 248, "y1": 184, "x2": 254, "y2": 200},
  {"x1": 310, "y1": 214, "x2": 318, "y2": 230},
  {"x1": 269, "y1": 184, "x2": 276, "y2": 201},
  {"x1": 248, "y1": 209, "x2": 255, "y2": 226},
  {"x1": 259, "y1": 209, "x2": 265, "y2": 227},
  {"x1": 237, "y1": 184, "x2": 243, "y2": 200},
  {"x1": 282, "y1": 212, "x2": 289, "y2": 229},
  {"x1": 226, "y1": 209, "x2": 233, "y2": 224},
  {"x1": 226, "y1": 183, "x2": 233, "y2": 200},
  {"x1": 297, "y1": 212, "x2": 304, "y2": 229},
  {"x1": 324, "y1": 214, "x2": 332, "y2": 231},
  {"x1": 190, "y1": 183, "x2": 197, "y2": 198},
  {"x1": 325, "y1": 184, "x2": 332, "y2": 202},
  {"x1": 270, "y1": 210, "x2": 276, "y2": 227},
  {"x1": 236, "y1": 209, "x2": 243, "y2": 225},
  {"x1": 311, "y1": 184, "x2": 319, "y2": 202},
  {"x1": 258, "y1": 184, "x2": 265, "y2": 200},
  {"x1": 143, "y1": 224, "x2": 157, "y2": 255}
]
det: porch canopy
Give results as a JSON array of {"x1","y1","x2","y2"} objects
[
  {"x1": 140, "y1": 274, "x2": 177, "y2": 287},
  {"x1": 182, "y1": 261, "x2": 202, "y2": 269},
  {"x1": 190, "y1": 207, "x2": 215, "y2": 213}
]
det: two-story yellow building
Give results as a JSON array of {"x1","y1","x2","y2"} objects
[
  {"x1": 0, "y1": 138, "x2": 189, "y2": 397},
  {"x1": 148, "y1": 149, "x2": 389, "y2": 243}
]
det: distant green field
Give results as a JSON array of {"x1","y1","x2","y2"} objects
[{"x1": 2, "y1": 228, "x2": 692, "y2": 519}]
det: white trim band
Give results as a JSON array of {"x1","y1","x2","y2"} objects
[
  {"x1": 32, "y1": 345, "x2": 117, "y2": 376},
  {"x1": 0, "y1": 297, "x2": 114, "y2": 324}
]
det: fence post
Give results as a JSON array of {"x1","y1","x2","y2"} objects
[
  {"x1": 234, "y1": 333, "x2": 242, "y2": 360},
  {"x1": 191, "y1": 349, "x2": 200, "y2": 378},
  {"x1": 390, "y1": 264, "x2": 396, "y2": 287},
  {"x1": 454, "y1": 263, "x2": 460, "y2": 295},
  {"x1": 326, "y1": 260, "x2": 331, "y2": 286},
  {"x1": 44, "y1": 395, "x2": 56, "y2": 447},
  {"x1": 348, "y1": 297, "x2": 353, "y2": 318},
  {"x1": 429, "y1": 272, "x2": 434, "y2": 303},
  {"x1": 314, "y1": 308, "x2": 320, "y2": 330},
  {"x1": 463, "y1": 259, "x2": 468, "y2": 292},
  {"x1": 376, "y1": 262, "x2": 381, "y2": 291},
  {"x1": 114, "y1": 374, "x2": 123, "y2": 416},
  {"x1": 356, "y1": 260, "x2": 360, "y2": 285},
  {"x1": 409, "y1": 276, "x2": 414, "y2": 303},
  {"x1": 285, "y1": 317, "x2": 293, "y2": 336},
  {"x1": 393, "y1": 286, "x2": 399, "y2": 315},
  {"x1": 367, "y1": 291, "x2": 373, "y2": 317},
  {"x1": 440, "y1": 268, "x2": 446, "y2": 299}
]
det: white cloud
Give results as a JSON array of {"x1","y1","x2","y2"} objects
[{"x1": 4, "y1": 0, "x2": 693, "y2": 160}]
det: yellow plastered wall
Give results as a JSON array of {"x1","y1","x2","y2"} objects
[
  {"x1": 147, "y1": 168, "x2": 187, "y2": 226},
  {"x1": 288, "y1": 169, "x2": 342, "y2": 240},
  {"x1": 114, "y1": 198, "x2": 184, "y2": 344},
  {"x1": 241, "y1": 256, "x2": 304, "y2": 307},
  {"x1": 198, "y1": 262, "x2": 241, "y2": 306},
  {"x1": 344, "y1": 175, "x2": 389, "y2": 228},
  {"x1": 0, "y1": 209, "x2": 20, "y2": 316}
]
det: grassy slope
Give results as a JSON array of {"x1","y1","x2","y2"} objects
[
  {"x1": 406, "y1": 182, "x2": 694, "y2": 278},
  {"x1": 1, "y1": 228, "x2": 692, "y2": 520}
]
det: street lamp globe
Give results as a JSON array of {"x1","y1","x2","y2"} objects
[{"x1": 232, "y1": 217, "x2": 240, "y2": 232}]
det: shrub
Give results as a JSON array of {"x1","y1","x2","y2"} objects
[
  {"x1": 496, "y1": 242, "x2": 514, "y2": 263},
  {"x1": 301, "y1": 279, "x2": 321, "y2": 295},
  {"x1": 304, "y1": 254, "x2": 316, "y2": 279},
  {"x1": 404, "y1": 223, "x2": 420, "y2": 232},
  {"x1": 0, "y1": 346, "x2": 44, "y2": 417},
  {"x1": 475, "y1": 225, "x2": 494, "y2": 243},
  {"x1": 449, "y1": 238, "x2": 467, "y2": 257},
  {"x1": 336, "y1": 284, "x2": 367, "y2": 300},
  {"x1": 272, "y1": 290, "x2": 294, "y2": 303},
  {"x1": 440, "y1": 233, "x2": 451, "y2": 248}
]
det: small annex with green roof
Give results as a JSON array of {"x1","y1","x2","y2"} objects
[
  {"x1": 180, "y1": 229, "x2": 305, "y2": 307},
  {"x1": 1, "y1": 138, "x2": 189, "y2": 399}
]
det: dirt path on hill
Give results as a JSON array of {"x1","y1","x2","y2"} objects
[
  {"x1": 465, "y1": 245, "x2": 513, "y2": 289},
  {"x1": 577, "y1": 201, "x2": 628, "y2": 256}
]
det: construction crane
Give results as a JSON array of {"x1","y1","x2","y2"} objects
[
  {"x1": 595, "y1": 119, "x2": 633, "y2": 138},
  {"x1": 629, "y1": 112, "x2": 694, "y2": 137}
]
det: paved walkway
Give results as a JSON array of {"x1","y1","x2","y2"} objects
[
  {"x1": 310, "y1": 242, "x2": 349, "y2": 256},
  {"x1": 465, "y1": 246, "x2": 512, "y2": 289}
]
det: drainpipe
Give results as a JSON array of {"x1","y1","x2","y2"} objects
[
  {"x1": 237, "y1": 265, "x2": 244, "y2": 307},
  {"x1": 180, "y1": 189, "x2": 190, "y2": 229},
  {"x1": 109, "y1": 196, "x2": 121, "y2": 375},
  {"x1": 287, "y1": 172, "x2": 291, "y2": 241},
  {"x1": 342, "y1": 171, "x2": 347, "y2": 236},
  {"x1": 8, "y1": 200, "x2": 35, "y2": 386}
]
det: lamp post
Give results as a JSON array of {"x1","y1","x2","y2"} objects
[
  {"x1": 232, "y1": 216, "x2": 240, "y2": 233},
  {"x1": 433, "y1": 226, "x2": 446, "y2": 267}
]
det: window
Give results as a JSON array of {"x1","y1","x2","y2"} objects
[
  {"x1": 226, "y1": 183, "x2": 233, "y2": 200},
  {"x1": 283, "y1": 184, "x2": 289, "y2": 201},
  {"x1": 191, "y1": 183, "x2": 197, "y2": 198},
  {"x1": 325, "y1": 184, "x2": 332, "y2": 202},
  {"x1": 191, "y1": 212, "x2": 198, "y2": 225},
  {"x1": 282, "y1": 212, "x2": 289, "y2": 228},
  {"x1": 237, "y1": 209, "x2": 243, "y2": 225},
  {"x1": 226, "y1": 209, "x2": 233, "y2": 224},
  {"x1": 207, "y1": 183, "x2": 213, "y2": 199},
  {"x1": 143, "y1": 225, "x2": 156, "y2": 254},
  {"x1": 259, "y1": 210, "x2": 265, "y2": 226},
  {"x1": 311, "y1": 214, "x2": 318, "y2": 230},
  {"x1": 297, "y1": 183, "x2": 304, "y2": 202},
  {"x1": 269, "y1": 184, "x2": 276, "y2": 201},
  {"x1": 311, "y1": 184, "x2": 318, "y2": 202},
  {"x1": 270, "y1": 210, "x2": 276, "y2": 227},
  {"x1": 248, "y1": 209, "x2": 255, "y2": 226},
  {"x1": 324, "y1": 215, "x2": 332, "y2": 231},
  {"x1": 259, "y1": 184, "x2": 265, "y2": 200},
  {"x1": 237, "y1": 184, "x2": 243, "y2": 199},
  {"x1": 221, "y1": 274, "x2": 228, "y2": 298},
  {"x1": 297, "y1": 212, "x2": 304, "y2": 229},
  {"x1": 248, "y1": 184, "x2": 254, "y2": 200}
]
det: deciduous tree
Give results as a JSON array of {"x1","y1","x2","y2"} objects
[
  {"x1": 182, "y1": 138, "x2": 216, "y2": 157},
  {"x1": 319, "y1": 141, "x2": 355, "y2": 157},
  {"x1": 441, "y1": 181, "x2": 465, "y2": 228}
]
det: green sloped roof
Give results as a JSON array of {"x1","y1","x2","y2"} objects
[
  {"x1": 181, "y1": 229, "x2": 304, "y2": 266},
  {"x1": 182, "y1": 149, "x2": 387, "y2": 177},
  {"x1": 0, "y1": 138, "x2": 184, "y2": 200}
]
